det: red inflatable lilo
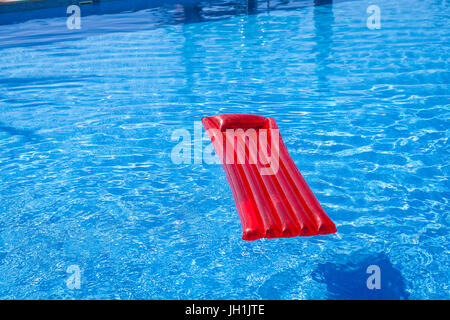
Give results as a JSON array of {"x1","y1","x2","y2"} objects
[{"x1": 202, "y1": 114, "x2": 336, "y2": 240}]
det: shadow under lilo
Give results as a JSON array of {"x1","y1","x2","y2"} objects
[
  {"x1": 0, "y1": 122, "x2": 41, "y2": 142},
  {"x1": 313, "y1": 252, "x2": 409, "y2": 300}
]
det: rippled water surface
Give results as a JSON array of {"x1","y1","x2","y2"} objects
[{"x1": 0, "y1": 0, "x2": 449, "y2": 299}]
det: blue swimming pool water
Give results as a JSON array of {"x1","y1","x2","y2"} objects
[{"x1": 0, "y1": 0, "x2": 448, "y2": 299}]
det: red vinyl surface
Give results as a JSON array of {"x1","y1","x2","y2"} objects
[{"x1": 202, "y1": 114, "x2": 337, "y2": 240}]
